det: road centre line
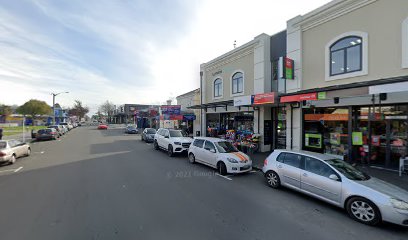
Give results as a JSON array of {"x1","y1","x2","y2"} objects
[
  {"x1": 0, "y1": 167, "x2": 23, "y2": 173},
  {"x1": 215, "y1": 173, "x2": 232, "y2": 181},
  {"x1": 14, "y1": 167, "x2": 23, "y2": 172}
]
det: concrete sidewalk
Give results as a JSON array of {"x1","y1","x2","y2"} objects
[{"x1": 249, "y1": 151, "x2": 408, "y2": 191}]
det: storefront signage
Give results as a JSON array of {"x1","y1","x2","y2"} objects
[
  {"x1": 304, "y1": 114, "x2": 349, "y2": 121},
  {"x1": 170, "y1": 115, "x2": 183, "y2": 120},
  {"x1": 280, "y1": 92, "x2": 317, "y2": 103},
  {"x1": 352, "y1": 132, "x2": 363, "y2": 145},
  {"x1": 234, "y1": 95, "x2": 254, "y2": 106},
  {"x1": 278, "y1": 57, "x2": 294, "y2": 80},
  {"x1": 253, "y1": 92, "x2": 275, "y2": 105},
  {"x1": 317, "y1": 92, "x2": 327, "y2": 100},
  {"x1": 183, "y1": 114, "x2": 196, "y2": 121},
  {"x1": 161, "y1": 105, "x2": 181, "y2": 115},
  {"x1": 212, "y1": 70, "x2": 222, "y2": 76}
]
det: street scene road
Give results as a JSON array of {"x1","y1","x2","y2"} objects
[{"x1": 0, "y1": 126, "x2": 407, "y2": 240}]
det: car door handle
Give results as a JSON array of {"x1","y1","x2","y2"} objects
[
  {"x1": 277, "y1": 165, "x2": 282, "y2": 169},
  {"x1": 303, "y1": 173, "x2": 308, "y2": 177}
]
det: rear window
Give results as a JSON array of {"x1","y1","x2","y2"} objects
[
  {"x1": 193, "y1": 139, "x2": 205, "y2": 148},
  {"x1": 146, "y1": 129, "x2": 156, "y2": 134},
  {"x1": 38, "y1": 129, "x2": 52, "y2": 134},
  {"x1": 0, "y1": 142, "x2": 6, "y2": 149}
]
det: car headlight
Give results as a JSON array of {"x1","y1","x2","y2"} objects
[
  {"x1": 227, "y1": 158, "x2": 239, "y2": 163},
  {"x1": 174, "y1": 142, "x2": 181, "y2": 145},
  {"x1": 390, "y1": 198, "x2": 408, "y2": 210}
]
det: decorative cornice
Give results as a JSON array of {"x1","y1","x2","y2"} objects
[
  {"x1": 294, "y1": 0, "x2": 378, "y2": 32},
  {"x1": 204, "y1": 49, "x2": 254, "y2": 72}
]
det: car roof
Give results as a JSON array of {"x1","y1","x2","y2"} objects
[
  {"x1": 273, "y1": 149, "x2": 337, "y2": 160},
  {"x1": 193, "y1": 137, "x2": 226, "y2": 142}
]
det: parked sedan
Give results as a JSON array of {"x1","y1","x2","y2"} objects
[
  {"x1": 141, "y1": 128, "x2": 156, "y2": 142},
  {"x1": 36, "y1": 128, "x2": 59, "y2": 141},
  {"x1": 125, "y1": 125, "x2": 138, "y2": 134},
  {"x1": 48, "y1": 125, "x2": 64, "y2": 136},
  {"x1": 188, "y1": 137, "x2": 252, "y2": 175},
  {"x1": 0, "y1": 140, "x2": 31, "y2": 164},
  {"x1": 98, "y1": 124, "x2": 108, "y2": 130},
  {"x1": 262, "y1": 149, "x2": 408, "y2": 226}
]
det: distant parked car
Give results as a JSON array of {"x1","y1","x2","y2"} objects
[
  {"x1": 141, "y1": 128, "x2": 156, "y2": 142},
  {"x1": 59, "y1": 122, "x2": 73, "y2": 131},
  {"x1": 60, "y1": 125, "x2": 68, "y2": 134},
  {"x1": 98, "y1": 124, "x2": 108, "y2": 130},
  {"x1": 262, "y1": 149, "x2": 408, "y2": 226},
  {"x1": 188, "y1": 137, "x2": 252, "y2": 175},
  {"x1": 0, "y1": 140, "x2": 31, "y2": 164},
  {"x1": 153, "y1": 128, "x2": 193, "y2": 157},
  {"x1": 48, "y1": 125, "x2": 64, "y2": 136},
  {"x1": 36, "y1": 128, "x2": 59, "y2": 141},
  {"x1": 125, "y1": 125, "x2": 138, "y2": 134}
]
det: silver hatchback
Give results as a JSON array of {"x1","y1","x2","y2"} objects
[{"x1": 262, "y1": 149, "x2": 408, "y2": 227}]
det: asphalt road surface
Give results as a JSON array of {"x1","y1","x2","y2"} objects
[{"x1": 0, "y1": 126, "x2": 407, "y2": 240}]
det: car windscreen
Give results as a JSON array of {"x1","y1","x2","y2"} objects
[
  {"x1": 325, "y1": 159, "x2": 370, "y2": 181},
  {"x1": 127, "y1": 126, "x2": 136, "y2": 130},
  {"x1": 0, "y1": 142, "x2": 6, "y2": 149},
  {"x1": 215, "y1": 141, "x2": 239, "y2": 153},
  {"x1": 146, "y1": 129, "x2": 156, "y2": 134},
  {"x1": 169, "y1": 130, "x2": 183, "y2": 137},
  {"x1": 38, "y1": 129, "x2": 52, "y2": 134}
]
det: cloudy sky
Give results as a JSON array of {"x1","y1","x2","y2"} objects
[{"x1": 0, "y1": 0, "x2": 330, "y2": 114}]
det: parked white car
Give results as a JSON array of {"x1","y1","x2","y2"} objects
[
  {"x1": 188, "y1": 137, "x2": 252, "y2": 175},
  {"x1": 262, "y1": 149, "x2": 408, "y2": 226},
  {"x1": 154, "y1": 128, "x2": 193, "y2": 157},
  {"x1": 0, "y1": 140, "x2": 31, "y2": 164}
]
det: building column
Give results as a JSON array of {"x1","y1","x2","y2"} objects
[{"x1": 286, "y1": 104, "x2": 302, "y2": 151}]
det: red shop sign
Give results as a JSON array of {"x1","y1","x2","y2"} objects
[
  {"x1": 253, "y1": 92, "x2": 275, "y2": 105},
  {"x1": 280, "y1": 92, "x2": 317, "y2": 103}
]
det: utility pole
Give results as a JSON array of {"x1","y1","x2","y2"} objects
[{"x1": 51, "y1": 92, "x2": 69, "y2": 124}]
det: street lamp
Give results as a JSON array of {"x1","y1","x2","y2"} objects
[{"x1": 51, "y1": 92, "x2": 69, "y2": 124}]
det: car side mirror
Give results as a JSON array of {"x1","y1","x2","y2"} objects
[{"x1": 329, "y1": 174, "x2": 340, "y2": 181}]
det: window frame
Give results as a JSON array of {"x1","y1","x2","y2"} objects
[
  {"x1": 303, "y1": 156, "x2": 340, "y2": 180},
  {"x1": 204, "y1": 141, "x2": 216, "y2": 152},
  {"x1": 213, "y1": 78, "x2": 223, "y2": 98},
  {"x1": 230, "y1": 70, "x2": 245, "y2": 96},
  {"x1": 193, "y1": 139, "x2": 205, "y2": 148},
  {"x1": 329, "y1": 36, "x2": 362, "y2": 77},
  {"x1": 325, "y1": 31, "x2": 368, "y2": 82}
]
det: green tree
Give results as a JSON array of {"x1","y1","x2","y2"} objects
[
  {"x1": 0, "y1": 104, "x2": 12, "y2": 117},
  {"x1": 16, "y1": 99, "x2": 52, "y2": 125}
]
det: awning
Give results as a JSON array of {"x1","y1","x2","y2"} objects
[
  {"x1": 280, "y1": 92, "x2": 317, "y2": 103},
  {"x1": 187, "y1": 100, "x2": 234, "y2": 110}
]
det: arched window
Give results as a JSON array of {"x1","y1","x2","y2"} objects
[
  {"x1": 214, "y1": 78, "x2": 222, "y2": 97},
  {"x1": 232, "y1": 72, "x2": 243, "y2": 94},
  {"x1": 330, "y1": 36, "x2": 362, "y2": 76}
]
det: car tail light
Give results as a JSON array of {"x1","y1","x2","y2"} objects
[
  {"x1": 264, "y1": 159, "x2": 268, "y2": 166},
  {"x1": 0, "y1": 151, "x2": 6, "y2": 157}
]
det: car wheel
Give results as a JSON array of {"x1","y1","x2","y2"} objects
[
  {"x1": 346, "y1": 197, "x2": 381, "y2": 226},
  {"x1": 217, "y1": 162, "x2": 227, "y2": 176},
  {"x1": 26, "y1": 148, "x2": 31, "y2": 156},
  {"x1": 154, "y1": 141, "x2": 159, "y2": 150},
  {"x1": 167, "y1": 145, "x2": 174, "y2": 157},
  {"x1": 188, "y1": 153, "x2": 195, "y2": 164},
  {"x1": 265, "y1": 171, "x2": 281, "y2": 188},
  {"x1": 9, "y1": 154, "x2": 16, "y2": 165}
]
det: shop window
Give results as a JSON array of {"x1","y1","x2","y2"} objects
[
  {"x1": 214, "y1": 78, "x2": 223, "y2": 98},
  {"x1": 303, "y1": 107, "x2": 349, "y2": 160},
  {"x1": 403, "y1": 17, "x2": 408, "y2": 68},
  {"x1": 232, "y1": 72, "x2": 243, "y2": 94},
  {"x1": 325, "y1": 31, "x2": 368, "y2": 81},
  {"x1": 330, "y1": 36, "x2": 362, "y2": 76}
]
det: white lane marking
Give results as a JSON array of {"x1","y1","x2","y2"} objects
[
  {"x1": 41, "y1": 151, "x2": 45, "y2": 154},
  {"x1": 14, "y1": 167, "x2": 23, "y2": 172},
  {"x1": 215, "y1": 173, "x2": 232, "y2": 181},
  {"x1": 0, "y1": 167, "x2": 23, "y2": 173},
  {"x1": 249, "y1": 170, "x2": 258, "y2": 173},
  {"x1": 146, "y1": 143, "x2": 151, "y2": 145}
]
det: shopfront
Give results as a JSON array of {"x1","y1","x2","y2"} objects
[
  {"x1": 301, "y1": 93, "x2": 408, "y2": 169},
  {"x1": 206, "y1": 111, "x2": 254, "y2": 137}
]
